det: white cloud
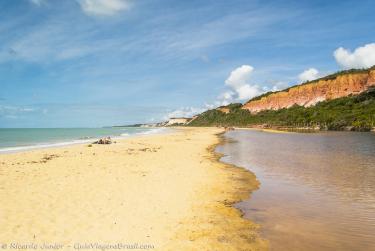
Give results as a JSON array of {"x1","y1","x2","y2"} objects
[
  {"x1": 0, "y1": 105, "x2": 37, "y2": 118},
  {"x1": 20, "y1": 107, "x2": 36, "y2": 112},
  {"x1": 236, "y1": 84, "x2": 261, "y2": 100},
  {"x1": 225, "y1": 65, "x2": 254, "y2": 88},
  {"x1": 334, "y1": 43, "x2": 375, "y2": 69},
  {"x1": 263, "y1": 81, "x2": 289, "y2": 92},
  {"x1": 77, "y1": 0, "x2": 130, "y2": 17},
  {"x1": 0, "y1": 4, "x2": 287, "y2": 65},
  {"x1": 200, "y1": 55, "x2": 210, "y2": 63},
  {"x1": 224, "y1": 65, "x2": 262, "y2": 101},
  {"x1": 216, "y1": 66, "x2": 291, "y2": 107},
  {"x1": 298, "y1": 68, "x2": 320, "y2": 82},
  {"x1": 165, "y1": 107, "x2": 206, "y2": 119},
  {"x1": 165, "y1": 66, "x2": 291, "y2": 120},
  {"x1": 29, "y1": 0, "x2": 45, "y2": 5},
  {"x1": 0, "y1": 18, "x2": 122, "y2": 63},
  {"x1": 217, "y1": 90, "x2": 235, "y2": 106}
]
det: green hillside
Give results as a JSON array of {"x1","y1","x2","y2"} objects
[{"x1": 189, "y1": 88, "x2": 375, "y2": 131}]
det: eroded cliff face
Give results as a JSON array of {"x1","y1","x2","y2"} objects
[
  {"x1": 217, "y1": 107, "x2": 230, "y2": 114},
  {"x1": 242, "y1": 69, "x2": 375, "y2": 113}
]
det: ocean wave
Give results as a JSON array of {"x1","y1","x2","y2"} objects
[
  {"x1": 135, "y1": 128, "x2": 167, "y2": 135},
  {"x1": 0, "y1": 138, "x2": 93, "y2": 154}
]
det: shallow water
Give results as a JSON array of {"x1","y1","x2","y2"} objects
[{"x1": 217, "y1": 130, "x2": 375, "y2": 251}]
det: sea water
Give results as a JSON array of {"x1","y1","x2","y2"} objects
[{"x1": 0, "y1": 127, "x2": 166, "y2": 153}]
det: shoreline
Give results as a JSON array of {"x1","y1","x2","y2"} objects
[
  {"x1": 237, "y1": 125, "x2": 375, "y2": 132},
  {"x1": 166, "y1": 128, "x2": 268, "y2": 250},
  {"x1": 0, "y1": 127, "x2": 267, "y2": 250},
  {"x1": 0, "y1": 127, "x2": 169, "y2": 154}
]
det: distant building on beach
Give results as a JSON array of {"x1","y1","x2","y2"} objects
[{"x1": 166, "y1": 117, "x2": 192, "y2": 126}]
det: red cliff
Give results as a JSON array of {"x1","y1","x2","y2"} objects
[{"x1": 242, "y1": 69, "x2": 375, "y2": 113}]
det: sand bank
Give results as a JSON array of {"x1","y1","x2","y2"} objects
[
  {"x1": 234, "y1": 127, "x2": 294, "y2": 134},
  {"x1": 0, "y1": 127, "x2": 267, "y2": 250}
]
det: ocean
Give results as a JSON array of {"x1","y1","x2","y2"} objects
[{"x1": 0, "y1": 127, "x2": 166, "y2": 153}]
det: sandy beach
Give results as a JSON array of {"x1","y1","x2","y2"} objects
[{"x1": 0, "y1": 127, "x2": 267, "y2": 251}]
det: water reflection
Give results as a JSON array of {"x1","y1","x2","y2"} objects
[{"x1": 217, "y1": 130, "x2": 375, "y2": 251}]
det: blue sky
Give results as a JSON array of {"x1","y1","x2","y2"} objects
[{"x1": 0, "y1": 0, "x2": 374, "y2": 127}]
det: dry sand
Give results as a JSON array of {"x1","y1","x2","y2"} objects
[{"x1": 0, "y1": 127, "x2": 267, "y2": 250}]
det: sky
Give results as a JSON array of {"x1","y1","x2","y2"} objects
[{"x1": 0, "y1": 0, "x2": 374, "y2": 127}]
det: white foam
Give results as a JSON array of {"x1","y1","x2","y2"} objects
[
  {"x1": 0, "y1": 138, "x2": 93, "y2": 154},
  {"x1": 135, "y1": 128, "x2": 167, "y2": 135}
]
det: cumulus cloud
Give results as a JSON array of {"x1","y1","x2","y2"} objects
[
  {"x1": 223, "y1": 65, "x2": 262, "y2": 102},
  {"x1": 77, "y1": 0, "x2": 131, "y2": 17},
  {"x1": 216, "y1": 65, "x2": 292, "y2": 106},
  {"x1": 164, "y1": 65, "x2": 290, "y2": 120},
  {"x1": 334, "y1": 43, "x2": 375, "y2": 69},
  {"x1": 298, "y1": 68, "x2": 320, "y2": 82},
  {"x1": 262, "y1": 81, "x2": 289, "y2": 92},
  {"x1": 217, "y1": 90, "x2": 235, "y2": 106},
  {"x1": 165, "y1": 107, "x2": 206, "y2": 119}
]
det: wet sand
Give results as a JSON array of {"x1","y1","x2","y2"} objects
[{"x1": 0, "y1": 127, "x2": 267, "y2": 250}]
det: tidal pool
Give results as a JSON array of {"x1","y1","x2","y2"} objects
[{"x1": 217, "y1": 130, "x2": 375, "y2": 251}]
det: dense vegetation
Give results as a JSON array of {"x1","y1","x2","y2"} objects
[{"x1": 189, "y1": 88, "x2": 375, "y2": 131}]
